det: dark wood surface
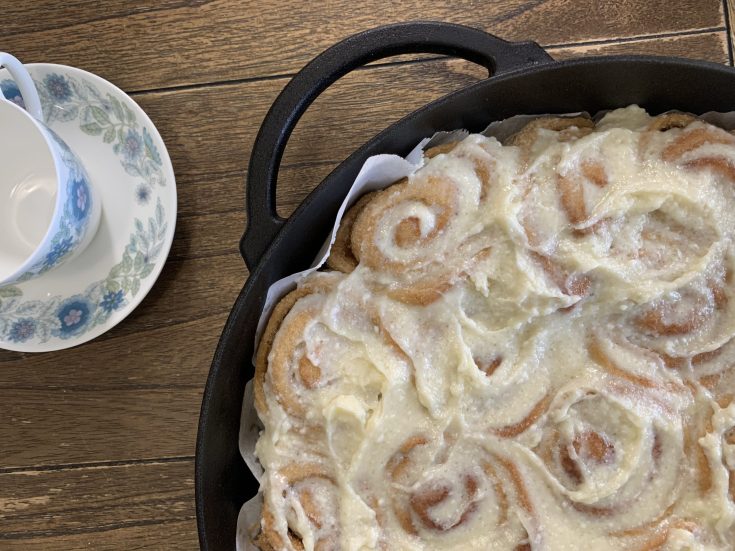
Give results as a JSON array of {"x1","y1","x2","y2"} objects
[{"x1": 0, "y1": 1, "x2": 732, "y2": 548}]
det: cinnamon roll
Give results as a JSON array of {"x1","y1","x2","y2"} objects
[
  {"x1": 327, "y1": 192, "x2": 379, "y2": 274},
  {"x1": 254, "y1": 106, "x2": 735, "y2": 550}
]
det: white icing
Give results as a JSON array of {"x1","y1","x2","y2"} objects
[{"x1": 255, "y1": 106, "x2": 735, "y2": 550}]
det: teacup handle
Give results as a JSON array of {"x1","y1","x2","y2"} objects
[{"x1": 0, "y1": 52, "x2": 43, "y2": 121}]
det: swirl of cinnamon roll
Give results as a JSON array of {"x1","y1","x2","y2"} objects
[
  {"x1": 349, "y1": 139, "x2": 499, "y2": 306},
  {"x1": 523, "y1": 340, "x2": 703, "y2": 548},
  {"x1": 687, "y1": 337, "x2": 735, "y2": 407},
  {"x1": 514, "y1": 117, "x2": 602, "y2": 248},
  {"x1": 659, "y1": 120, "x2": 735, "y2": 182},
  {"x1": 356, "y1": 430, "x2": 540, "y2": 550},
  {"x1": 326, "y1": 191, "x2": 379, "y2": 274},
  {"x1": 505, "y1": 115, "x2": 594, "y2": 153},
  {"x1": 559, "y1": 159, "x2": 720, "y2": 300},
  {"x1": 259, "y1": 463, "x2": 341, "y2": 551},
  {"x1": 514, "y1": 111, "x2": 724, "y2": 310},
  {"x1": 255, "y1": 271, "x2": 345, "y2": 417},
  {"x1": 623, "y1": 255, "x2": 735, "y2": 361},
  {"x1": 533, "y1": 383, "x2": 682, "y2": 515}
]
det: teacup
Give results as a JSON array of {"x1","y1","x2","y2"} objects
[{"x1": 0, "y1": 53, "x2": 101, "y2": 287}]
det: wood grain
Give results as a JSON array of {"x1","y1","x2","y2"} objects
[
  {"x1": 0, "y1": 314, "x2": 227, "y2": 388},
  {"x1": 0, "y1": 460, "x2": 194, "y2": 541},
  {"x1": 0, "y1": 521, "x2": 197, "y2": 551},
  {"x1": 727, "y1": 0, "x2": 735, "y2": 63},
  {"x1": 0, "y1": 1, "x2": 203, "y2": 37},
  {"x1": 0, "y1": 0, "x2": 723, "y2": 91},
  {"x1": 1, "y1": 388, "x2": 200, "y2": 467},
  {"x1": 169, "y1": 212, "x2": 243, "y2": 261},
  {"x1": 550, "y1": 29, "x2": 729, "y2": 61},
  {"x1": 1, "y1": 2, "x2": 731, "y2": 548}
]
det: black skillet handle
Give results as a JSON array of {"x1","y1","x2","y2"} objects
[{"x1": 240, "y1": 21, "x2": 553, "y2": 270}]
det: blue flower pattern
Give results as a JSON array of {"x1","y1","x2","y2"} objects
[
  {"x1": 44, "y1": 74, "x2": 73, "y2": 102},
  {"x1": 16, "y1": 130, "x2": 95, "y2": 281},
  {"x1": 100, "y1": 290, "x2": 125, "y2": 313},
  {"x1": 55, "y1": 296, "x2": 93, "y2": 338},
  {"x1": 136, "y1": 184, "x2": 151, "y2": 205},
  {"x1": 0, "y1": 70, "x2": 169, "y2": 345},
  {"x1": 44, "y1": 236, "x2": 75, "y2": 268},
  {"x1": 122, "y1": 129, "x2": 143, "y2": 161},
  {"x1": 71, "y1": 177, "x2": 90, "y2": 221},
  {"x1": 0, "y1": 79, "x2": 24, "y2": 108},
  {"x1": 8, "y1": 318, "x2": 36, "y2": 343}
]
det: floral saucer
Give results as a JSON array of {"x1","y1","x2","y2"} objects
[{"x1": 0, "y1": 64, "x2": 176, "y2": 352}]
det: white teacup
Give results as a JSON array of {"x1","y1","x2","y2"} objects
[{"x1": 0, "y1": 53, "x2": 101, "y2": 287}]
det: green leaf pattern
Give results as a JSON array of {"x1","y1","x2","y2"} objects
[{"x1": 39, "y1": 72, "x2": 167, "y2": 194}]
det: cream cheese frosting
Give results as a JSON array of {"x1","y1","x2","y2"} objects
[{"x1": 254, "y1": 106, "x2": 735, "y2": 550}]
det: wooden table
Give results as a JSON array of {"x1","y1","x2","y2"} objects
[{"x1": 1, "y1": 1, "x2": 733, "y2": 548}]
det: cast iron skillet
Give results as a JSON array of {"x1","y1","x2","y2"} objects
[{"x1": 196, "y1": 20, "x2": 735, "y2": 550}]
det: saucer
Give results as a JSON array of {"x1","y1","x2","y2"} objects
[{"x1": 0, "y1": 64, "x2": 176, "y2": 352}]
